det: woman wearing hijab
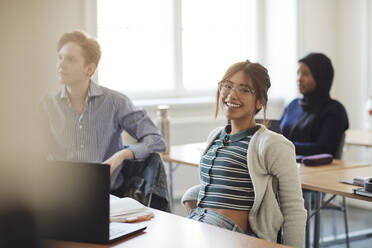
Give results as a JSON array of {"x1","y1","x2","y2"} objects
[{"x1": 280, "y1": 53, "x2": 349, "y2": 157}]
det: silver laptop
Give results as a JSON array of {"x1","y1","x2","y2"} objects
[{"x1": 32, "y1": 161, "x2": 147, "y2": 243}]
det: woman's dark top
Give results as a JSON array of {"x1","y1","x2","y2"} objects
[{"x1": 280, "y1": 97, "x2": 348, "y2": 156}]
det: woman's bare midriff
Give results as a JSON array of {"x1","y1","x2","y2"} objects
[{"x1": 206, "y1": 207, "x2": 249, "y2": 233}]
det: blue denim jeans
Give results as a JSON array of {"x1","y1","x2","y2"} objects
[{"x1": 188, "y1": 207, "x2": 257, "y2": 237}]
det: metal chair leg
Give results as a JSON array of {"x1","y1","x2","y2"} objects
[
  {"x1": 331, "y1": 198, "x2": 338, "y2": 238},
  {"x1": 313, "y1": 192, "x2": 322, "y2": 248},
  {"x1": 168, "y1": 162, "x2": 174, "y2": 212},
  {"x1": 320, "y1": 193, "x2": 324, "y2": 242},
  {"x1": 304, "y1": 190, "x2": 312, "y2": 248},
  {"x1": 342, "y1": 196, "x2": 350, "y2": 248}
]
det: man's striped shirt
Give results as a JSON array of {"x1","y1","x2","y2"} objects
[{"x1": 40, "y1": 81, "x2": 165, "y2": 162}]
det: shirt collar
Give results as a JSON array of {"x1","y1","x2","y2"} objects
[
  {"x1": 220, "y1": 124, "x2": 259, "y2": 142},
  {"x1": 88, "y1": 80, "x2": 104, "y2": 97},
  {"x1": 59, "y1": 80, "x2": 103, "y2": 100},
  {"x1": 59, "y1": 86, "x2": 68, "y2": 100}
]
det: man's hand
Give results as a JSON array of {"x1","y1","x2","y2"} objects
[{"x1": 103, "y1": 149, "x2": 134, "y2": 175}]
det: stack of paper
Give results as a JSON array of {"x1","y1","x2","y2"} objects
[{"x1": 110, "y1": 196, "x2": 154, "y2": 223}]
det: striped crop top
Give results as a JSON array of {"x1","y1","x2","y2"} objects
[{"x1": 197, "y1": 125, "x2": 259, "y2": 211}]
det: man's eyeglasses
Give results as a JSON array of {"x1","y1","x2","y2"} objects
[{"x1": 219, "y1": 80, "x2": 256, "y2": 96}]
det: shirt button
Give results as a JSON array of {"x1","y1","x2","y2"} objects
[
  {"x1": 79, "y1": 125, "x2": 83, "y2": 129},
  {"x1": 80, "y1": 144, "x2": 84, "y2": 149}
]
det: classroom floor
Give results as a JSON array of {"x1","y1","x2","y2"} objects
[{"x1": 172, "y1": 198, "x2": 372, "y2": 248}]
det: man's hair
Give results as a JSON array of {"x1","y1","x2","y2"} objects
[{"x1": 57, "y1": 30, "x2": 101, "y2": 66}]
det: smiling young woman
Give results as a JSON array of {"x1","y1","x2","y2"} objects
[{"x1": 182, "y1": 60, "x2": 307, "y2": 248}]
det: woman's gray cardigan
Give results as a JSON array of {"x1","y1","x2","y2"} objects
[{"x1": 182, "y1": 124, "x2": 307, "y2": 248}]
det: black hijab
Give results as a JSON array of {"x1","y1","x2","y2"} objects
[{"x1": 288, "y1": 53, "x2": 334, "y2": 142}]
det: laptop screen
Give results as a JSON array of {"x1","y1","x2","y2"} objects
[{"x1": 31, "y1": 161, "x2": 110, "y2": 243}]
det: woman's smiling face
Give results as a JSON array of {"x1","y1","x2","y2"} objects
[{"x1": 219, "y1": 70, "x2": 261, "y2": 126}]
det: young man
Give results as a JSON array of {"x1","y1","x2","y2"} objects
[{"x1": 40, "y1": 30, "x2": 166, "y2": 174}]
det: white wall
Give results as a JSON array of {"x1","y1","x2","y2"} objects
[
  {"x1": 297, "y1": 0, "x2": 338, "y2": 60},
  {"x1": 335, "y1": 0, "x2": 368, "y2": 130}
]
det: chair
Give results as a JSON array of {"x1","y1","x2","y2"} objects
[
  {"x1": 110, "y1": 153, "x2": 171, "y2": 212},
  {"x1": 255, "y1": 119, "x2": 281, "y2": 133},
  {"x1": 334, "y1": 132, "x2": 346, "y2": 160}
]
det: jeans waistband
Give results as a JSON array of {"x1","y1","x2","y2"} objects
[{"x1": 192, "y1": 207, "x2": 257, "y2": 237}]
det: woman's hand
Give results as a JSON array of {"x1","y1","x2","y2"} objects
[{"x1": 184, "y1": 200, "x2": 197, "y2": 214}]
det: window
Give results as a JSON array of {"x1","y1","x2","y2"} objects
[
  {"x1": 97, "y1": 0, "x2": 297, "y2": 101},
  {"x1": 182, "y1": 0, "x2": 256, "y2": 90},
  {"x1": 265, "y1": 0, "x2": 297, "y2": 100},
  {"x1": 97, "y1": 0, "x2": 174, "y2": 95}
]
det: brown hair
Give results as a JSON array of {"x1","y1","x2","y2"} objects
[
  {"x1": 214, "y1": 60, "x2": 271, "y2": 124},
  {"x1": 57, "y1": 30, "x2": 101, "y2": 66}
]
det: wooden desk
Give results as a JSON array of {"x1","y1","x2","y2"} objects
[
  {"x1": 301, "y1": 166, "x2": 372, "y2": 202},
  {"x1": 298, "y1": 159, "x2": 368, "y2": 175},
  {"x1": 162, "y1": 142, "x2": 205, "y2": 167},
  {"x1": 345, "y1": 129, "x2": 372, "y2": 147},
  {"x1": 301, "y1": 165, "x2": 372, "y2": 248},
  {"x1": 48, "y1": 209, "x2": 288, "y2": 248}
]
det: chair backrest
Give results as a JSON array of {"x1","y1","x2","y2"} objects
[
  {"x1": 110, "y1": 153, "x2": 171, "y2": 212},
  {"x1": 334, "y1": 132, "x2": 346, "y2": 159},
  {"x1": 256, "y1": 119, "x2": 281, "y2": 134}
]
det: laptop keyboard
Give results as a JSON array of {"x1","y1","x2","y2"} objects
[
  {"x1": 110, "y1": 222, "x2": 128, "y2": 237},
  {"x1": 109, "y1": 222, "x2": 147, "y2": 240}
]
